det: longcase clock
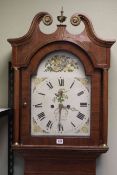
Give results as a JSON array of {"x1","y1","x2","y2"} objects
[{"x1": 7, "y1": 11, "x2": 115, "y2": 175}]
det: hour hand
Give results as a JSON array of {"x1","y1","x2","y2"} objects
[
  {"x1": 63, "y1": 105, "x2": 79, "y2": 112},
  {"x1": 58, "y1": 122, "x2": 64, "y2": 132},
  {"x1": 69, "y1": 107, "x2": 79, "y2": 111}
]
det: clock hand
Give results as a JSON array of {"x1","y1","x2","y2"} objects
[
  {"x1": 58, "y1": 103, "x2": 64, "y2": 131},
  {"x1": 62, "y1": 105, "x2": 79, "y2": 112},
  {"x1": 69, "y1": 107, "x2": 79, "y2": 111},
  {"x1": 58, "y1": 103, "x2": 62, "y2": 121}
]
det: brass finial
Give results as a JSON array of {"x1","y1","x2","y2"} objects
[
  {"x1": 70, "y1": 15, "x2": 81, "y2": 26},
  {"x1": 57, "y1": 7, "x2": 67, "y2": 24},
  {"x1": 43, "y1": 14, "x2": 53, "y2": 26}
]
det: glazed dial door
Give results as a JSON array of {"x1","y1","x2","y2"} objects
[{"x1": 31, "y1": 51, "x2": 91, "y2": 136}]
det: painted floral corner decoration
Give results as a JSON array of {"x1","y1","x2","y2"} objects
[
  {"x1": 75, "y1": 77, "x2": 90, "y2": 91},
  {"x1": 32, "y1": 77, "x2": 47, "y2": 93},
  {"x1": 32, "y1": 118, "x2": 49, "y2": 134},
  {"x1": 45, "y1": 55, "x2": 79, "y2": 72},
  {"x1": 80, "y1": 119, "x2": 90, "y2": 134},
  {"x1": 32, "y1": 77, "x2": 47, "y2": 86},
  {"x1": 32, "y1": 118, "x2": 43, "y2": 133}
]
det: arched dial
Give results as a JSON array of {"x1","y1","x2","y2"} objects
[{"x1": 31, "y1": 51, "x2": 91, "y2": 136}]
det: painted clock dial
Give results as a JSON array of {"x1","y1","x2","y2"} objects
[{"x1": 31, "y1": 51, "x2": 91, "y2": 136}]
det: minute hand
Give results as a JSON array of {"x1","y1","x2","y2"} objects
[
  {"x1": 58, "y1": 104, "x2": 64, "y2": 131},
  {"x1": 58, "y1": 104, "x2": 62, "y2": 122}
]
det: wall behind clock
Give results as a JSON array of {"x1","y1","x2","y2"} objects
[{"x1": 0, "y1": 0, "x2": 117, "y2": 175}]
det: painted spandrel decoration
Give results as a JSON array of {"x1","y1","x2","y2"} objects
[{"x1": 31, "y1": 51, "x2": 91, "y2": 136}]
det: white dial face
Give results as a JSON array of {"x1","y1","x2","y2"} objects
[{"x1": 31, "y1": 51, "x2": 91, "y2": 136}]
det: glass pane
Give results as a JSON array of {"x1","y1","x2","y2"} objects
[{"x1": 31, "y1": 51, "x2": 91, "y2": 136}]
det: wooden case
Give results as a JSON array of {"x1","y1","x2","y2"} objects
[{"x1": 7, "y1": 12, "x2": 115, "y2": 175}]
